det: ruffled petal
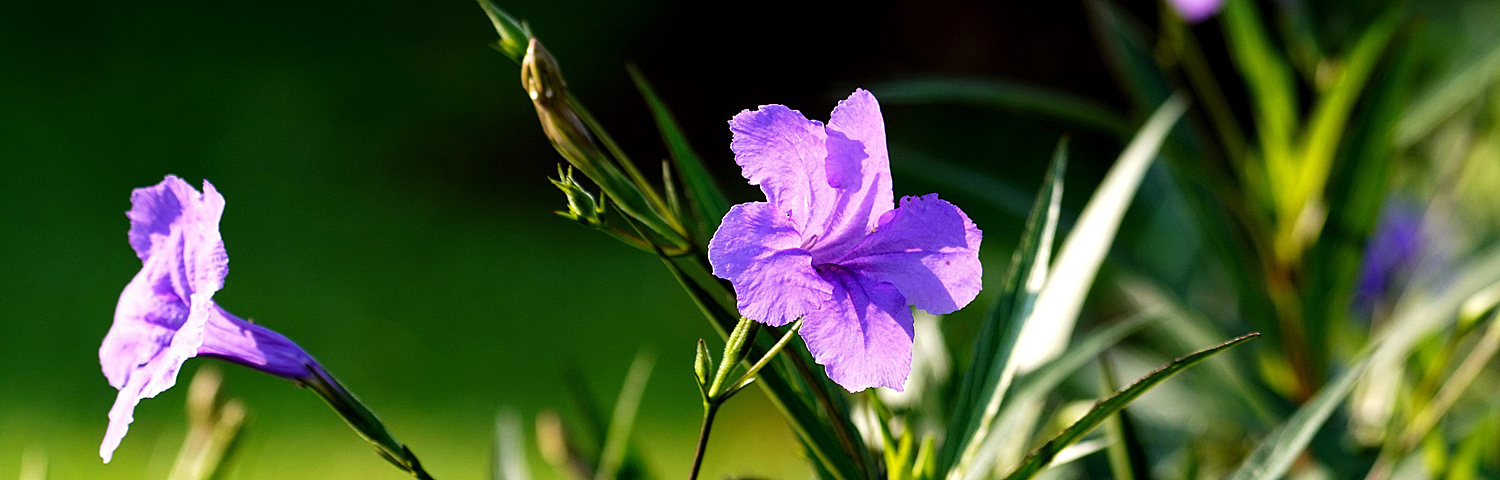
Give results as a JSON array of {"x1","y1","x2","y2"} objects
[
  {"x1": 126, "y1": 176, "x2": 192, "y2": 262},
  {"x1": 100, "y1": 255, "x2": 188, "y2": 389},
  {"x1": 837, "y1": 194, "x2": 983, "y2": 315},
  {"x1": 800, "y1": 266, "x2": 915, "y2": 392},
  {"x1": 811, "y1": 89, "x2": 896, "y2": 259},
  {"x1": 709, "y1": 202, "x2": 834, "y2": 326},
  {"x1": 729, "y1": 105, "x2": 834, "y2": 234}
]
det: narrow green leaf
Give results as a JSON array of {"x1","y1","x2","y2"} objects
[
  {"x1": 873, "y1": 77, "x2": 1130, "y2": 138},
  {"x1": 629, "y1": 67, "x2": 731, "y2": 242},
  {"x1": 1224, "y1": 349, "x2": 1371, "y2": 480},
  {"x1": 1290, "y1": 6, "x2": 1402, "y2": 227},
  {"x1": 956, "y1": 314, "x2": 1157, "y2": 480},
  {"x1": 939, "y1": 138, "x2": 1068, "y2": 476},
  {"x1": 1099, "y1": 358, "x2": 1151, "y2": 480},
  {"x1": 1003, "y1": 314, "x2": 1157, "y2": 421},
  {"x1": 595, "y1": 352, "x2": 653, "y2": 480},
  {"x1": 1118, "y1": 277, "x2": 1280, "y2": 426},
  {"x1": 1221, "y1": 0, "x2": 1299, "y2": 170},
  {"x1": 1003, "y1": 333, "x2": 1261, "y2": 480},
  {"x1": 1012, "y1": 95, "x2": 1188, "y2": 373}
]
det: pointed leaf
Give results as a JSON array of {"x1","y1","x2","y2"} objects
[
  {"x1": 1099, "y1": 358, "x2": 1150, "y2": 480},
  {"x1": 1012, "y1": 95, "x2": 1188, "y2": 373},
  {"x1": 1003, "y1": 333, "x2": 1260, "y2": 480}
]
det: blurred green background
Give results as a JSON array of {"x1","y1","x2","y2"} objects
[{"x1": 0, "y1": 0, "x2": 1138, "y2": 478}]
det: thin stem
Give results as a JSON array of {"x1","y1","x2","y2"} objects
[
  {"x1": 690, "y1": 318, "x2": 804, "y2": 479},
  {"x1": 301, "y1": 364, "x2": 436, "y2": 480},
  {"x1": 726, "y1": 318, "x2": 805, "y2": 397},
  {"x1": 688, "y1": 403, "x2": 721, "y2": 480}
]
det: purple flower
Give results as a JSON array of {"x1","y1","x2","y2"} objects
[
  {"x1": 708, "y1": 90, "x2": 983, "y2": 392},
  {"x1": 1167, "y1": 0, "x2": 1224, "y2": 23},
  {"x1": 100, "y1": 176, "x2": 318, "y2": 462},
  {"x1": 1353, "y1": 200, "x2": 1425, "y2": 315}
]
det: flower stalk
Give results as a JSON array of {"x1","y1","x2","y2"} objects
[
  {"x1": 689, "y1": 317, "x2": 804, "y2": 480},
  {"x1": 300, "y1": 364, "x2": 437, "y2": 480}
]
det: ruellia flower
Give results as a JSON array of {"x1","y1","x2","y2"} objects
[
  {"x1": 100, "y1": 176, "x2": 318, "y2": 462},
  {"x1": 708, "y1": 89, "x2": 982, "y2": 392}
]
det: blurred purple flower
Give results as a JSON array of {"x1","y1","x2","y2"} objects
[
  {"x1": 708, "y1": 90, "x2": 983, "y2": 392},
  {"x1": 1168, "y1": 0, "x2": 1224, "y2": 23},
  {"x1": 1353, "y1": 201, "x2": 1424, "y2": 314},
  {"x1": 100, "y1": 176, "x2": 318, "y2": 462}
]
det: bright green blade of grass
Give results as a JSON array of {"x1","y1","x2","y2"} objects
[
  {"x1": 1290, "y1": 6, "x2": 1402, "y2": 232},
  {"x1": 1002, "y1": 334, "x2": 1260, "y2": 480},
  {"x1": 1221, "y1": 0, "x2": 1299, "y2": 171},
  {"x1": 938, "y1": 139, "x2": 1067, "y2": 478}
]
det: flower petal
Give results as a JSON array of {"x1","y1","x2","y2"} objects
[
  {"x1": 126, "y1": 176, "x2": 192, "y2": 262},
  {"x1": 800, "y1": 266, "x2": 914, "y2": 392},
  {"x1": 813, "y1": 89, "x2": 896, "y2": 258},
  {"x1": 709, "y1": 202, "x2": 834, "y2": 326},
  {"x1": 729, "y1": 104, "x2": 835, "y2": 235},
  {"x1": 837, "y1": 194, "x2": 983, "y2": 315}
]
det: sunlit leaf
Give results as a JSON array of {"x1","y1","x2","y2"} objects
[
  {"x1": 1003, "y1": 334, "x2": 1260, "y2": 480},
  {"x1": 1012, "y1": 94, "x2": 1189, "y2": 373},
  {"x1": 939, "y1": 138, "x2": 1067, "y2": 477}
]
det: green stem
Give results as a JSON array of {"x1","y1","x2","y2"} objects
[
  {"x1": 725, "y1": 318, "x2": 805, "y2": 398},
  {"x1": 302, "y1": 364, "x2": 436, "y2": 480},
  {"x1": 687, "y1": 402, "x2": 721, "y2": 480},
  {"x1": 690, "y1": 318, "x2": 805, "y2": 479}
]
